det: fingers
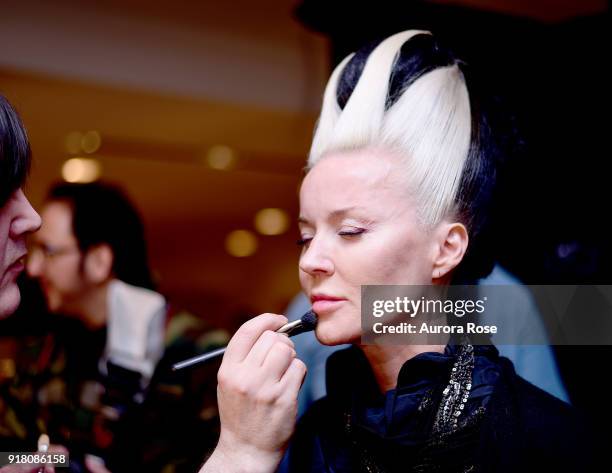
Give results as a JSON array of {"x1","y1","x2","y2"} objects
[
  {"x1": 223, "y1": 313, "x2": 288, "y2": 364},
  {"x1": 236, "y1": 318, "x2": 296, "y2": 382},
  {"x1": 261, "y1": 341, "x2": 296, "y2": 381},
  {"x1": 246, "y1": 329, "x2": 294, "y2": 367},
  {"x1": 278, "y1": 358, "x2": 308, "y2": 402}
]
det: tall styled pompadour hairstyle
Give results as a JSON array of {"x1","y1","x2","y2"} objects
[{"x1": 308, "y1": 30, "x2": 515, "y2": 282}]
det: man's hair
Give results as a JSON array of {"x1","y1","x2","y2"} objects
[
  {"x1": 48, "y1": 182, "x2": 155, "y2": 290},
  {"x1": 0, "y1": 94, "x2": 31, "y2": 207},
  {"x1": 308, "y1": 30, "x2": 521, "y2": 282}
]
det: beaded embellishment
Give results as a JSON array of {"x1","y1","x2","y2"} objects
[
  {"x1": 432, "y1": 343, "x2": 475, "y2": 435},
  {"x1": 344, "y1": 342, "x2": 479, "y2": 473}
]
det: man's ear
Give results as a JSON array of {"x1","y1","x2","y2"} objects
[
  {"x1": 431, "y1": 222, "x2": 469, "y2": 281},
  {"x1": 83, "y1": 244, "x2": 114, "y2": 284}
]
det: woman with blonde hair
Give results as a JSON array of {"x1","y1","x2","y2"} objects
[{"x1": 201, "y1": 30, "x2": 586, "y2": 473}]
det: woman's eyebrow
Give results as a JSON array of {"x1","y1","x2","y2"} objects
[
  {"x1": 298, "y1": 207, "x2": 366, "y2": 225},
  {"x1": 329, "y1": 206, "x2": 365, "y2": 219}
]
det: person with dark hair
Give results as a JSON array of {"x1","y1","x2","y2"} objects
[
  {"x1": 23, "y1": 182, "x2": 166, "y2": 472},
  {"x1": 27, "y1": 182, "x2": 164, "y2": 379},
  {"x1": 21, "y1": 182, "x2": 225, "y2": 473},
  {"x1": 0, "y1": 94, "x2": 52, "y2": 472},
  {"x1": 199, "y1": 31, "x2": 588, "y2": 473},
  {"x1": 0, "y1": 95, "x2": 42, "y2": 319},
  {"x1": 28, "y1": 182, "x2": 155, "y2": 312},
  {"x1": 48, "y1": 182, "x2": 155, "y2": 290}
]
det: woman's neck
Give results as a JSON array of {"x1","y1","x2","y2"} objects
[{"x1": 359, "y1": 343, "x2": 445, "y2": 393}]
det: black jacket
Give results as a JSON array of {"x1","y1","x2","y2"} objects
[{"x1": 287, "y1": 346, "x2": 591, "y2": 473}]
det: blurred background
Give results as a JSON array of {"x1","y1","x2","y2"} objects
[
  {"x1": 1, "y1": 0, "x2": 609, "y2": 328},
  {"x1": 0, "y1": 0, "x2": 331, "y2": 325},
  {"x1": 0, "y1": 0, "x2": 610, "y2": 470}
]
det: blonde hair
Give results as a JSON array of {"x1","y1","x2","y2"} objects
[{"x1": 308, "y1": 30, "x2": 472, "y2": 229}]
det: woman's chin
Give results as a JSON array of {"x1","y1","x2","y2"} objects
[{"x1": 314, "y1": 323, "x2": 360, "y2": 346}]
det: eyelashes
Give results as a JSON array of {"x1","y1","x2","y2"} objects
[
  {"x1": 338, "y1": 229, "x2": 366, "y2": 237},
  {"x1": 296, "y1": 237, "x2": 312, "y2": 246},
  {"x1": 296, "y1": 228, "x2": 366, "y2": 246}
]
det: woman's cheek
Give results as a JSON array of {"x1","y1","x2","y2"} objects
[{"x1": 357, "y1": 240, "x2": 405, "y2": 283}]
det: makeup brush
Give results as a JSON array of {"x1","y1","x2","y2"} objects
[{"x1": 172, "y1": 310, "x2": 317, "y2": 371}]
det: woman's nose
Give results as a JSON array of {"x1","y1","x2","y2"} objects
[{"x1": 299, "y1": 237, "x2": 335, "y2": 276}]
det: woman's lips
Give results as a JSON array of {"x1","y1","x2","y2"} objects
[{"x1": 311, "y1": 296, "x2": 347, "y2": 314}]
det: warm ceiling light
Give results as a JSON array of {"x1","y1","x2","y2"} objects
[
  {"x1": 62, "y1": 158, "x2": 101, "y2": 183},
  {"x1": 207, "y1": 145, "x2": 236, "y2": 170},
  {"x1": 254, "y1": 208, "x2": 289, "y2": 235},
  {"x1": 65, "y1": 131, "x2": 83, "y2": 155},
  {"x1": 225, "y1": 230, "x2": 257, "y2": 257},
  {"x1": 81, "y1": 131, "x2": 102, "y2": 154}
]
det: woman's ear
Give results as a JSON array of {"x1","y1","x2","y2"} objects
[
  {"x1": 83, "y1": 244, "x2": 114, "y2": 284},
  {"x1": 431, "y1": 222, "x2": 469, "y2": 281}
]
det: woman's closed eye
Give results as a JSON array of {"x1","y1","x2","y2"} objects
[
  {"x1": 296, "y1": 236, "x2": 312, "y2": 246},
  {"x1": 338, "y1": 227, "x2": 366, "y2": 238},
  {"x1": 297, "y1": 227, "x2": 367, "y2": 246}
]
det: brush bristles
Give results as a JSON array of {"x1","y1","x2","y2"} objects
[{"x1": 301, "y1": 310, "x2": 318, "y2": 330}]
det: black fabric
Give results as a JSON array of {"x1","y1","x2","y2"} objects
[
  {"x1": 336, "y1": 38, "x2": 382, "y2": 110},
  {"x1": 386, "y1": 34, "x2": 456, "y2": 110},
  {"x1": 335, "y1": 33, "x2": 457, "y2": 112},
  {"x1": 287, "y1": 346, "x2": 591, "y2": 473}
]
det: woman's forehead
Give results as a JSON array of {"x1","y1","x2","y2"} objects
[
  {"x1": 299, "y1": 150, "x2": 411, "y2": 218},
  {"x1": 304, "y1": 149, "x2": 399, "y2": 188}
]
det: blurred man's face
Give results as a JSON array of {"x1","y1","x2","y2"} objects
[
  {"x1": 0, "y1": 189, "x2": 42, "y2": 317},
  {"x1": 27, "y1": 201, "x2": 88, "y2": 314}
]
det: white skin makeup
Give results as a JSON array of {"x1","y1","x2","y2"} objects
[
  {"x1": 298, "y1": 148, "x2": 468, "y2": 391},
  {"x1": 298, "y1": 149, "x2": 435, "y2": 343},
  {"x1": 201, "y1": 147, "x2": 468, "y2": 473}
]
